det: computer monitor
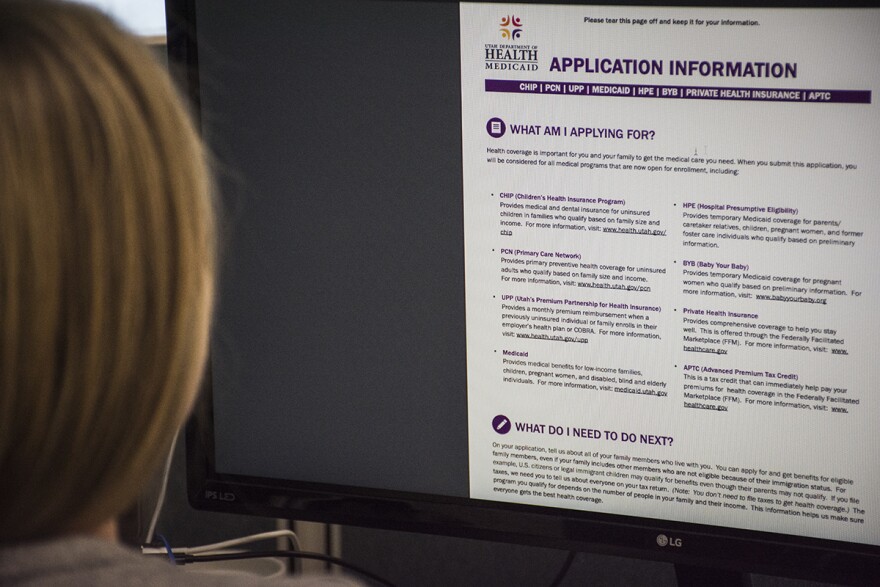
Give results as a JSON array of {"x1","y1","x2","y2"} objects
[{"x1": 167, "y1": 1, "x2": 880, "y2": 583}]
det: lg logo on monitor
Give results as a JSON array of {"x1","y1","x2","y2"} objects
[{"x1": 656, "y1": 534, "x2": 683, "y2": 548}]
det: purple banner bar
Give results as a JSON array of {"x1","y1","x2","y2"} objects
[{"x1": 485, "y1": 79, "x2": 871, "y2": 104}]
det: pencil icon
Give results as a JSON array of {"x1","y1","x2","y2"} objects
[{"x1": 492, "y1": 415, "x2": 512, "y2": 434}]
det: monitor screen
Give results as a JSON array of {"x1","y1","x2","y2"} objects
[{"x1": 169, "y1": 0, "x2": 880, "y2": 582}]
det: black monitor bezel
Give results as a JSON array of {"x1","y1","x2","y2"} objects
[
  {"x1": 167, "y1": 1, "x2": 880, "y2": 584},
  {"x1": 185, "y1": 384, "x2": 878, "y2": 584}
]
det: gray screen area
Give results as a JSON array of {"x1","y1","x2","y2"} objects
[{"x1": 199, "y1": 0, "x2": 469, "y2": 496}]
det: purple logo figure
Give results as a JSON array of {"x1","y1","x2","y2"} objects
[
  {"x1": 492, "y1": 414, "x2": 512, "y2": 435},
  {"x1": 486, "y1": 117, "x2": 506, "y2": 138}
]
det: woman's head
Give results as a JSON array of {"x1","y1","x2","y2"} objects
[{"x1": 0, "y1": 1, "x2": 215, "y2": 540}]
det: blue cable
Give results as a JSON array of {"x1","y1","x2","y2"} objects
[{"x1": 156, "y1": 534, "x2": 177, "y2": 564}]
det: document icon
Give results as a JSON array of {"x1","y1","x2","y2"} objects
[{"x1": 486, "y1": 117, "x2": 506, "y2": 138}]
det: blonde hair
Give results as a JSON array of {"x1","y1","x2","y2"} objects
[{"x1": 0, "y1": 1, "x2": 215, "y2": 541}]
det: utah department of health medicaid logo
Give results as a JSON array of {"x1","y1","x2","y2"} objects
[{"x1": 484, "y1": 15, "x2": 538, "y2": 72}]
